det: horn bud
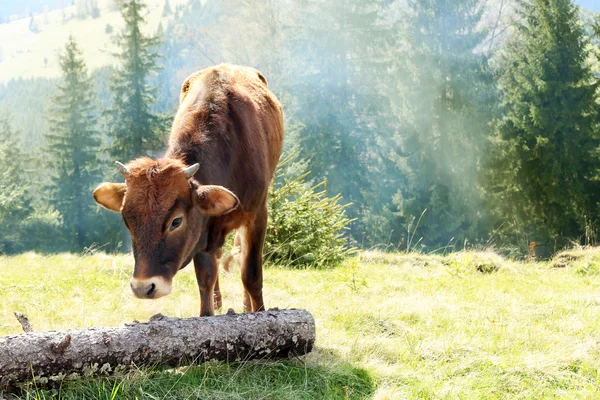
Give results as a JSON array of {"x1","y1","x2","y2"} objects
[
  {"x1": 183, "y1": 163, "x2": 200, "y2": 179},
  {"x1": 115, "y1": 161, "x2": 129, "y2": 177}
]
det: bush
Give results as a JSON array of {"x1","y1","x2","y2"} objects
[
  {"x1": 1, "y1": 210, "x2": 70, "y2": 254},
  {"x1": 264, "y1": 170, "x2": 355, "y2": 269}
]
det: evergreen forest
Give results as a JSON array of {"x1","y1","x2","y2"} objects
[{"x1": 1, "y1": 0, "x2": 599, "y2": 258}]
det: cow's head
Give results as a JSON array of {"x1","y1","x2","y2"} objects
[{"x1": 93, "y1": 157, "x2": 239, "y2": 299}]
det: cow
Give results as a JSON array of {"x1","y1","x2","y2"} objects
[{"x1": 93, "y1": 64, "x2": 284, "y2": 316}]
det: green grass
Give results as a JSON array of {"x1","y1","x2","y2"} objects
[{"x1": 2, "y1": 249, "x2": 600, "y2": 398}]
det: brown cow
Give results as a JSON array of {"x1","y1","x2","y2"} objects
[{"x1": 93, "y1": 64, "x2": 284, "y2": 316}]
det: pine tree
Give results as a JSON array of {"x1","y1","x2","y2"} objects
[
  {"x1": 45, "y1": 36, "x2": 101, "y2": 250},
  {"x1": 162, "y1": 0, "x2": 171, "y2": 17},
  {"x1": 28, "y1": 12, "x2": 39, "y2": 33},
  {"x1": 389, "y1": 0, "x2": 495, "y2": 249},
  {"x1": 106, "y1": 0, "x2": 164, "y2": 164},
  {"x1": 488, "y1": 0, "x2": 600, "y2": 251},
  {"x1": 0, "y1": 117, "x2": 33, "y2": 253},
  {"x1": 285, "y1": 0, "x2": 399, "y2": 244}
]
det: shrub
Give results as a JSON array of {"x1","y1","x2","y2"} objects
[
  {"x1": 264, "y1": 169, "x2": 355, "y2": 269},
  {"x1": 1, "y1": 210, "x2": 69, "y2": 254}
]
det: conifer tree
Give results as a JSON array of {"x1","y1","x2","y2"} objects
[
  {"x1": 0, "y1": 118, "x2": 32, "y2": 253},
  {"x1": 46, "y1": 36, "x2": 101, "y2": 250},
  {"x1": 106, "y1": 0, "x2": 164, "y2": 164},
  {"x1": 389, "y1": 0, "x2": 495, "y2": 249},
  {"x1": 28, "y1": 12, "x2": 39, "y2": 33},
  {"x1": 162, "y1": 0, "x2": 172, "y2": 17},
  {"x1": 286, "y1": 0, "x2": 398, "y2": 243},
  {"x1": 487, "y1": 0, "x2": 600, "y2": 249}
]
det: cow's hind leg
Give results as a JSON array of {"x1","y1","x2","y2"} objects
[
  {"x1": 220, "y1": 231, "x2": 241, "y2": 273},
  {"x1": 240, "y1": 205, "x2": 267, "y2": 312},
  {"x1": 237, "y1": 227, "x2": 253, "y2": 311},
  {"x1": 214, "y1": 274, "x2": 222, "y2": 310},
  {"x1": 214, "y1": 248, "x2": 224, "y2": 310},
  {"x1": 193, "y1": 252, "x2": 218, "y2": 316}
]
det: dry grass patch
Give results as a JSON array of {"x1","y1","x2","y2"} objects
[
  {"x1": 550, "y1": 246, "x2": 600, "y2": 274},
  {"x1": 444, "y1": 251, "x2": 510, "y2": 274}
]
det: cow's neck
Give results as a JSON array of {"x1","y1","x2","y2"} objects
[
  {"x1": 165, "y1": 134, "x2": 227, "y2": 186},
  {"x1": 166, "y1": 129, "x2": 211, "y2": 166}
]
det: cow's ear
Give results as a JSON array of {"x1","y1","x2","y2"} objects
[
  {"x1": 195, "y1": 185, "x2": 239, "y2": 216},
  {"x1": 93, "y1": 183, "x2": 126, "y2": 212}
]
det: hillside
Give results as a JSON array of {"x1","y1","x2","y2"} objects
[
  {"x1": 0, "y1": 0, "x2": 596, "y2": 84},
  {"x1": 0, "y1": 0, "x2": 186, "y2": 83}
]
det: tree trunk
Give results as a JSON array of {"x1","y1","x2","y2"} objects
[{"x1": 0, "y1": 309, "x2": 315, "y2": 386}]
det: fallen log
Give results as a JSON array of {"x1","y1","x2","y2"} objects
[{"x1": 0, "y1": 308, "x2": 315, "y2": 386}]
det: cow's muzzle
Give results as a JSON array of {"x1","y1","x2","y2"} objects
[{"x1": 130, "y1": 277, "x2": 172, "y2": 299}]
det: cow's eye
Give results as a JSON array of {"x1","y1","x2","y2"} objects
[{"x1": 170, "y1": 217, "x2": 183, "y2": 231}]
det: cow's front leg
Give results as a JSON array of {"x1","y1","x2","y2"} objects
[{"x1": 193, "y1": 252, "x2": 218, "y2": 316}]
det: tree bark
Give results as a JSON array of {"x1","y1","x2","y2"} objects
[{"x1": 0, "y1": 309, "x2": 315, "y2": 386}]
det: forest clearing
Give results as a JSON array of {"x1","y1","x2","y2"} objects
[
  {"x1": 1, "y1": 249, "x2": 599, "y2": 398},
  {"x1": 1, "y1": 0, "x2": 600, "y2": 398}
]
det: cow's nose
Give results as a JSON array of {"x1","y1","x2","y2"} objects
[
  {"x1": 130, "y1": 282, "x2": 156, "y2": 298},
  {"x1": 130, "y1": 277, "x2": 172, "y2": 299}
]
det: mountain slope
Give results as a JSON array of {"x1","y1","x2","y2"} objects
[
  {"x1": 0, "y1": 0, "x2": 184, "y2": 83},
  {"x1": 0, "y1": 0, "x2": 596, "y2": 84}
]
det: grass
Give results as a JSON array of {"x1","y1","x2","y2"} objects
[{"x1": 1, "y1": 249, "x2": 600, "y2": 398}]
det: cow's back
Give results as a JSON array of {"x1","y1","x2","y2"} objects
[{"x1": 168, "y1": 64, "x2": 284, "y2": 211}]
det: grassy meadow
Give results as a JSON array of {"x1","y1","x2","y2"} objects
[{"x1": 1, "y1": 249, "x2": 600, "y2": 398}]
